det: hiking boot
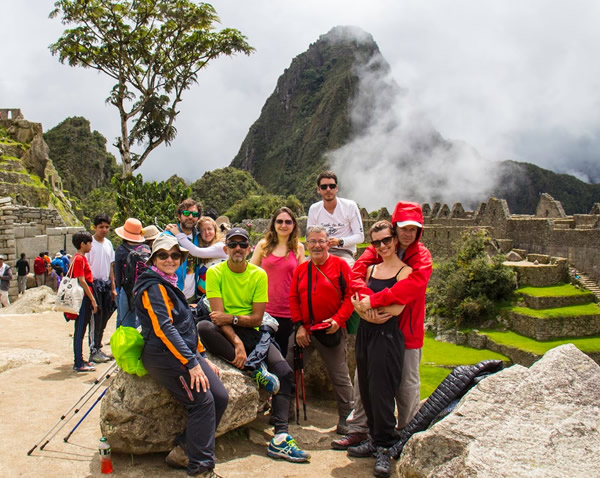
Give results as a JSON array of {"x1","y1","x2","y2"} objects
[
  {"x1": 99, "y1": 350, "x2": 113, "y2": 360},
  {"x1": 187, "y1": 468, "x2": 222, "y2": 477},
  {"x1": 252, "y1": 362, "x2": 280, "y2": 395},
  {"x1": 347, "y1": 437, "x2": 377, "y2": 458},
  {"x1": 165, "y1": 444, "x2": 188, "y2": 469},
  {"x1": 73, "y1": 363, "x2": 96, "y2": 372},
  {"x1": 373, "y1": 447, "x2": 392, "y2": 478},
  {"x1": 336, "y1": 416, "x2": 350, "y2": 435},
  {"x1": 267, "y1": 434, "x2": 311, "y2": 462},
  {"x1": 90, "y1": 351, "x2": 110, "y2": 363},
  {"x1": 331, "y1": 432, "x2": 368, "y2": 450}
]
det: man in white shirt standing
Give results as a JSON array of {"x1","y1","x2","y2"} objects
[
  {"x1": 307, "y1": 171, "x2": 364, "y2": 267},
  {"x1": 86, "y1": 213, "x2": 116, "y2": 363}
]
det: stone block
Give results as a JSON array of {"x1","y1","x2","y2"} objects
[
  {"x1": 100, "y1": 354, "x2": 259, "y2": 454},
  {"x1": 46, "y1": 227, "x2": 65, "y2": 236},
  {"x1": 48, "y1": 236, "x2": 67, "y2": 255}
]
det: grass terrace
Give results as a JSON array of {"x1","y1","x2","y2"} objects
[
  {"x1": 510, "y1": 303, "x2": 600, "y2": 318},
  {"x1": 480, "y1": 329, "x2": 600, "y2": 356},
  {"x1": 516, "y1": 283, "x2": 593, "y2": 297},
  {"x1": 419, "y1": 334, "x2": 509, "y2": 398}
]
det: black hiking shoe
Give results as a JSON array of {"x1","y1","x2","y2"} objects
[
  {"x1": 373, "y1": 447, "x2": 392, "y2": 478},
  {"x1": 347, "y1": 437, "x2": 376, "y2": 458}
]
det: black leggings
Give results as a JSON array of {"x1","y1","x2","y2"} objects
[
  {"x1": 198, "y1": 321, "x2": 293, "y2": 434},
  {"x1": 142, "y1": 344, "x2": 228, "y2": 475}
]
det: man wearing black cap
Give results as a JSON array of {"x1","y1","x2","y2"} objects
[{"x1": 199, "y1": 227, "x2": 311, "y2": 463}]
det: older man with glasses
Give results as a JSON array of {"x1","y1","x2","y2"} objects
[
  {"x1": 289, "y1": 225, "x2": 355, "y2": 435},
  {"x1": 307, "y1": 170, "x2": 364, "y2": 267},
  {"x1": 198, "y1": 227, "x2": 311, "y2": 463}
]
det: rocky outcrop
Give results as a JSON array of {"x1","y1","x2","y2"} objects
[
  {"x1": 99, "y1": 354, "x2": 260, "y2": 454},
  {"x1": 397, "y1": 344, "x2": 600, "y2": 477}
]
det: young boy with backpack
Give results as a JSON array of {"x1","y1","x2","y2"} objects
[{"x1": 114, "y1": 218, "x2": 149, "y2": 328}]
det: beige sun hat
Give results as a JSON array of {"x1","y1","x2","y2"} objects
[
  {"x1": 115, "y1": 218, "x2": 145, "y2": 243},
  {"x1": 143, "y1": 225, "x2": 160, "y2": 241},
  {"x1": 147, "y1": 234, "x2": 189, "y2": 264}
]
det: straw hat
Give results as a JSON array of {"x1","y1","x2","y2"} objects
[
  {"x1": 143, "y1": 225, "x2": 160, "y2": 241},
  {"x1": 115, "y1": 218, "x2": 145, "y2": 243}
]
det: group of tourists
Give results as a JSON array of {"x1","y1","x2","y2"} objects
[
  {"x1": 120, "y1": 170, "x2": 431, "y2": 478},
  {"x1": 42, "y1": 168, "x2": 431, "y2": 478}
]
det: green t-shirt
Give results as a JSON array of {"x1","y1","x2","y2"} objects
[{"x1": 206, "y1": 261, "x2": 268, "y2": 315}]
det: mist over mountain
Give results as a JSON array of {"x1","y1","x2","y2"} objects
[{"x1": 231, "y1": 26, "x2": 599, "y2": 213}]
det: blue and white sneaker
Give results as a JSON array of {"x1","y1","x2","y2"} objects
[
  {"x1": 251, "y1": 362, "x2": 280, "y2": 394},
  {"x1": 267, "y1": 434, "x2": 311, "y2": 463}
]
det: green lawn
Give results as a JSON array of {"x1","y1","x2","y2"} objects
[
  {"x1": 511, "y1": 303, "x2": 600, "y2": 318},
  {"x1": 516, "y1": 283, "x2": 594, "y2": 297},
  {"x1": 481, "y1": 329, "x2": 600, "y2": 355},
  {"x1": 419, "y1": 334, "x2": 509, "y2": 399}
]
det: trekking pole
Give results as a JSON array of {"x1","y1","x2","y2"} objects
[
  {"x1": 296, "y1": 345, "x2": 307, "y2": 421},
  {"x1": 293, "y1": 344, "x2": 301, "y2": 425},
  {"x1": 27, "y1": 361, "x2": 118, "y2": 455},
  {"x1": 63, "y1": 387, "x2": 108, "y2": 443}
]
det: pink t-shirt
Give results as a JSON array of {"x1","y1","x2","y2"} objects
[{"x1": 261, "y1": 250, "x2": 298, "y2": 317}]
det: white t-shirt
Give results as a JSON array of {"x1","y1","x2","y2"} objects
[
  {"x1": 307, "y1": 197, "x2": 364, "y2": 254},
  {"x1": 86, "y1": 237, "x2": 115, "y2": 281}
]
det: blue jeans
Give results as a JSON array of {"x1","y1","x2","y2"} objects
[{"x1": 116, "y1": 288, "x2": 138, "y2": 328}]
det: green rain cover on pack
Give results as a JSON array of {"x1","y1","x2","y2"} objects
[{"x1": 110, "y1": 326, "x2": 148, "y2": 377}]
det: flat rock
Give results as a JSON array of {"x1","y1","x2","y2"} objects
[
  {"x1": 99, "y1": 354, "x2": 260, "y2": 454},
  {"x1": 0, "y1": 348, "x2": 55, "y2": 373},
  {"x1": 398, "y1": 344, "x2": 600, "y2": 477}
]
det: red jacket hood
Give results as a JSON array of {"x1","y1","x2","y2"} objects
[{"x1": 391, "y1": 201, "x2": 424, "y2": 242}]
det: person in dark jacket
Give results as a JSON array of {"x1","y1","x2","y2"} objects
[
  {"x1": 134, "y1": 234, "x2": 227, "y2": 478},
  {"x1": 16, "y1": 253, "x2": 29, "y2": 295}
]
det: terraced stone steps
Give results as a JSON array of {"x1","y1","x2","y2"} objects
[
  {"x1": 575, "y1": 271, "x2": 600, "y2": 301},
  {"x1": 508, "y1": 307, "x2": 600, "y2": 340}
]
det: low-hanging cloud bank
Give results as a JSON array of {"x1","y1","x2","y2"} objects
[{"x1": 328, "y1": 49, "x2": 500, "y2": 211}]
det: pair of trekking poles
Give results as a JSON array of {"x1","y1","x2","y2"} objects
[
  {"x1": 27, "y1": 361, "x2": 118, "y2": 455},
  {"x1": 293, "y1": 344, "x2": 307, "y2": 425}
]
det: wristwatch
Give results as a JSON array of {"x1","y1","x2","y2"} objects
[
  {"x1": 232, "y1": 315, "x2": 239, "y2": 325},
  {"x1": 338, "y1": 238, "x2": 344, "y2": 247}
]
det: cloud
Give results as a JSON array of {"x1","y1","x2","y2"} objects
[{"x1": 328, "y1": 48, "x2": 499, "y2": 210}]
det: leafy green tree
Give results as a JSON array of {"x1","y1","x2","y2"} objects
[
  {"x1": 83, "y1": 186, "x2": 117, "y2": 221},
  {"x1": 50, "y1": 0, "x2": 253, "y2": 176},
  {"x1": 111, "y1": 174, "x2": 191, "y2": 228},
  {"x1": 190, "y1": 167, "x2": 265, "y2": 214},
  {"x1": 225, "y1": 193, "x2": 304, "y2": 223},
  {"x1": 428, "y1": 229, "x2": 517, "y2": 328}
]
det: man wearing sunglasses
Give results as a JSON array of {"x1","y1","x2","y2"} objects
[
  {"x1": 307, "y1": 170, "x2": 364, "y2": 266},
  {"x1": 169, "y1": 198, "x2": 202, "y2": 301},
  {"x1": 199, "y1": 227, "x2": 310, "y2": 463},
  {"x1": 332, "y1": 202, "x2": 432, "y2": 462}
]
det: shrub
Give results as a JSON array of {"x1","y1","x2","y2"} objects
[{"x1": 428, "y1": 229, "x2": 516, "y2": 328}]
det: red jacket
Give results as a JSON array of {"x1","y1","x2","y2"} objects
[
  {"x1": 34, "y1": 256, "x2": 46, "y2": 275},
  {"x1": 290, "y1": 255, "x2": 353, "y2": 330},
  {"x1": 351, "y1": 201, "x2": 432, "y2": 349}
]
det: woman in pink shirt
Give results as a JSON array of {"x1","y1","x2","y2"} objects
[{"x1": 250, "y1": 207, "x2": 305, "y2": 355}]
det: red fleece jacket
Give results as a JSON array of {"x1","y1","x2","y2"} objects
[{"x1": 351, "y1": 201, "x2": 433, "y2": 349}]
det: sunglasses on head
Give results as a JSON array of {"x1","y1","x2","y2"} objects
[
  {"x1": 227, "y1": 241, "x2": 249, "y2": 249},
  {"x1": 371, "y1": 236, "x2": 394, "y2": 248},
  {"x1": 181, "y1": 210, "x2": 199, "y2": 218},
  {"x1": 275, "y1": 219, "x2": 294, "y2": 225},
  {"x1": 156, "y1": 251, "x2": 183, "y2": 261},
  {"x1": 319, "y1": 183, "x2": 337, "y2": 190}
]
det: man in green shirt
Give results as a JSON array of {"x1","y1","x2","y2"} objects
[{"x1": 199, "y1": 227, "x2": 310, "y2": 463}]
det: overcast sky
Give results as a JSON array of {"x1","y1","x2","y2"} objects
[{"x1": 3, "y1": 0, "x2": 600, "y2": 202}]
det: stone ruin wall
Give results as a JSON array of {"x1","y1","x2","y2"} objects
[
  {"x1": 422, "y1": 194, "x2": 600, "y2": 284},
  {"x1": 0, "y1": 197, "x2": 83, "y2": 302}
]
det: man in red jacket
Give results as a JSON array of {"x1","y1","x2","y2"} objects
[
  {"x1": 34, "y1": 252, "x2": 46, "y2": 287},
  {"x1": 332, "y1": 201, "x2": 432, "y2": 457}
]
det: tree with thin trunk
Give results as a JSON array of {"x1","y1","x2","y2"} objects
[{"x1": 50, "y1": 0, "x2": 253, "y2": 176}]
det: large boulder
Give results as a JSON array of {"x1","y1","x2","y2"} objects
[
  {"x1": 398, "y1": 344, "x2": 600, "y2": 477},
  {"x1": 99, "y1": 354, "x2": 260, "y2": 454}
]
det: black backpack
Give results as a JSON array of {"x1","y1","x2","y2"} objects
[{"x1": 122, "y1": 244, "x2": 152, "y2": 306}]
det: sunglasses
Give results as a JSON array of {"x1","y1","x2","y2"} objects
[
  {"x1": 156, "y1": 251, "x2": 183, "y2": 261},
  {"x1": 181, "y1": 210, "x2": 200, "y2": 218},
  {"x1": 371, "y1": 236, "x2": 394, "y2": 248},
  {"x1": 227, "y1": 241, "x2": 250, "y2": 249},
  {"x1": 319, "y1": 183, "x2": 337, "y2": 190},
  {"x1": 275, "y1": 219, "x2": 294, "y2": 225}
]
